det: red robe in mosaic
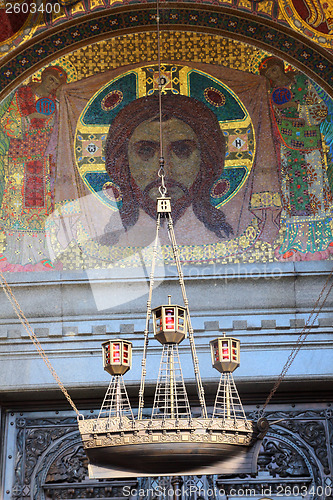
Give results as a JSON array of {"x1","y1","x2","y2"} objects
[{"x1": 0, "y1": 84, "x2": 57, "y2": 270}]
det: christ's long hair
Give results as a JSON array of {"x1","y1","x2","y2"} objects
[{"x1": 105, "y1": 94, "x2": 232, "y2": 240}]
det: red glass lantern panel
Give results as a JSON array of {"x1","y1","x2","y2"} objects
[
  {"x1": 113, "y1": 343, "x2": 120, "y2": 362},
  {"x1": 165, "y1": 308, "x2": 175, "y2": 329},
  {"x1": 222, "y1": 340, "x2": 229, "y2": 360}
]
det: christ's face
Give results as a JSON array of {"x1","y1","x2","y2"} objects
[{"x1": 128, "y1": 118, "x2": 201, "y2": 201}]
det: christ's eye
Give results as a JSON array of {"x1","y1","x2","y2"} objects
[
  {"x1": 133, "y1": 141, "x2": 159, "y2": 161},
  {"x1": 170, "y1": 140, "x2": 197, "y2": 159}
]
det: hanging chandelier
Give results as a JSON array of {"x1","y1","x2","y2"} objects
[
  {"x1": 77, "y1": 193, "x2": 269, "y2": 478},
  {"x1": 76, "y1": 0, "x2": 270, "y2": 477}
]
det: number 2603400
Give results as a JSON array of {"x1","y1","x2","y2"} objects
[
  {"x1": 276, "y1": 485, "x2": 332, "y2": 497},
  {"x1": 5, "y1": 3, "x2": 61, "y2": 14}
]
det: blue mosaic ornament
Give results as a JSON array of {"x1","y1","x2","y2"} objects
[
  {"x1": 271, "y1": 87, "x2": 292, "y2": 106},
  {"x1": 36, "y1": 97, "x2": 56, "y2": 115}
]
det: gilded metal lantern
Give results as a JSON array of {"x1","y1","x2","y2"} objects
[
  {"x1": 210, "y1": 335, "x2": 240, "y2": 373},
  {"x1": 102, "y1": 339, "x2": 132, "y2": 375},
  {"x1": 152, "y1": 296, "x2": 187, "y2": 345}
]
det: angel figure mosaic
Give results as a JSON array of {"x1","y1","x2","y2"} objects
[
  {"x1": 260, "y1": 56, "x2": 333, "y2": 261},
  {"x1": 0, "y1": 66, "x2": 67, "y2": 271}
]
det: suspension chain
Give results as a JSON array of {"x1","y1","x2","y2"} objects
[
  {"x1": 158, "y1": 157, "x2": 167, "y2": 197},
  {"x1": 260, "y1": 267, "x2": 333, "y2": 416},
  {"x1": 156, "y1": 0, "x2": 168, "y2": 199},
  {"x1": 137, "y1": 213, "x2": 162, "y2": 419},
  {"x1": 167, "y1": 214, "x2": 208, "y2": 419},
  {"x1": 0, "y1": 269, "x2": 80, "y2": 417}
]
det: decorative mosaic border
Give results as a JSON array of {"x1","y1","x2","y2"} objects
[
  {"x1": 0, "y1": 7, "x2": 42, "y2": 60},
  {"x1": 0, "y1": 4, "x2": 332, "y2": 100},
  {"x1": 34, "y1": 0, "x2": 283, "y2": 35},
  {"x1": 278, "y1": 0, "x2": 333, "y2": 50}
]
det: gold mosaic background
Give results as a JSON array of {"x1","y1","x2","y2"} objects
[{"x1": 56, "y1": 32, "x2": 270, "y2": 82}]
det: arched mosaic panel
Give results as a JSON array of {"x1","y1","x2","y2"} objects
[{"x1": 0, "y1": 31, "x2": 333, "y2": 272}]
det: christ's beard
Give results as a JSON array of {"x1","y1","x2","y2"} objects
[
  {"x1": 138, "y1": 178, "x2": 192, "y2": 222},
  {"x1": 99, "y1": 179, "x2": 192, "y2": 246}
]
